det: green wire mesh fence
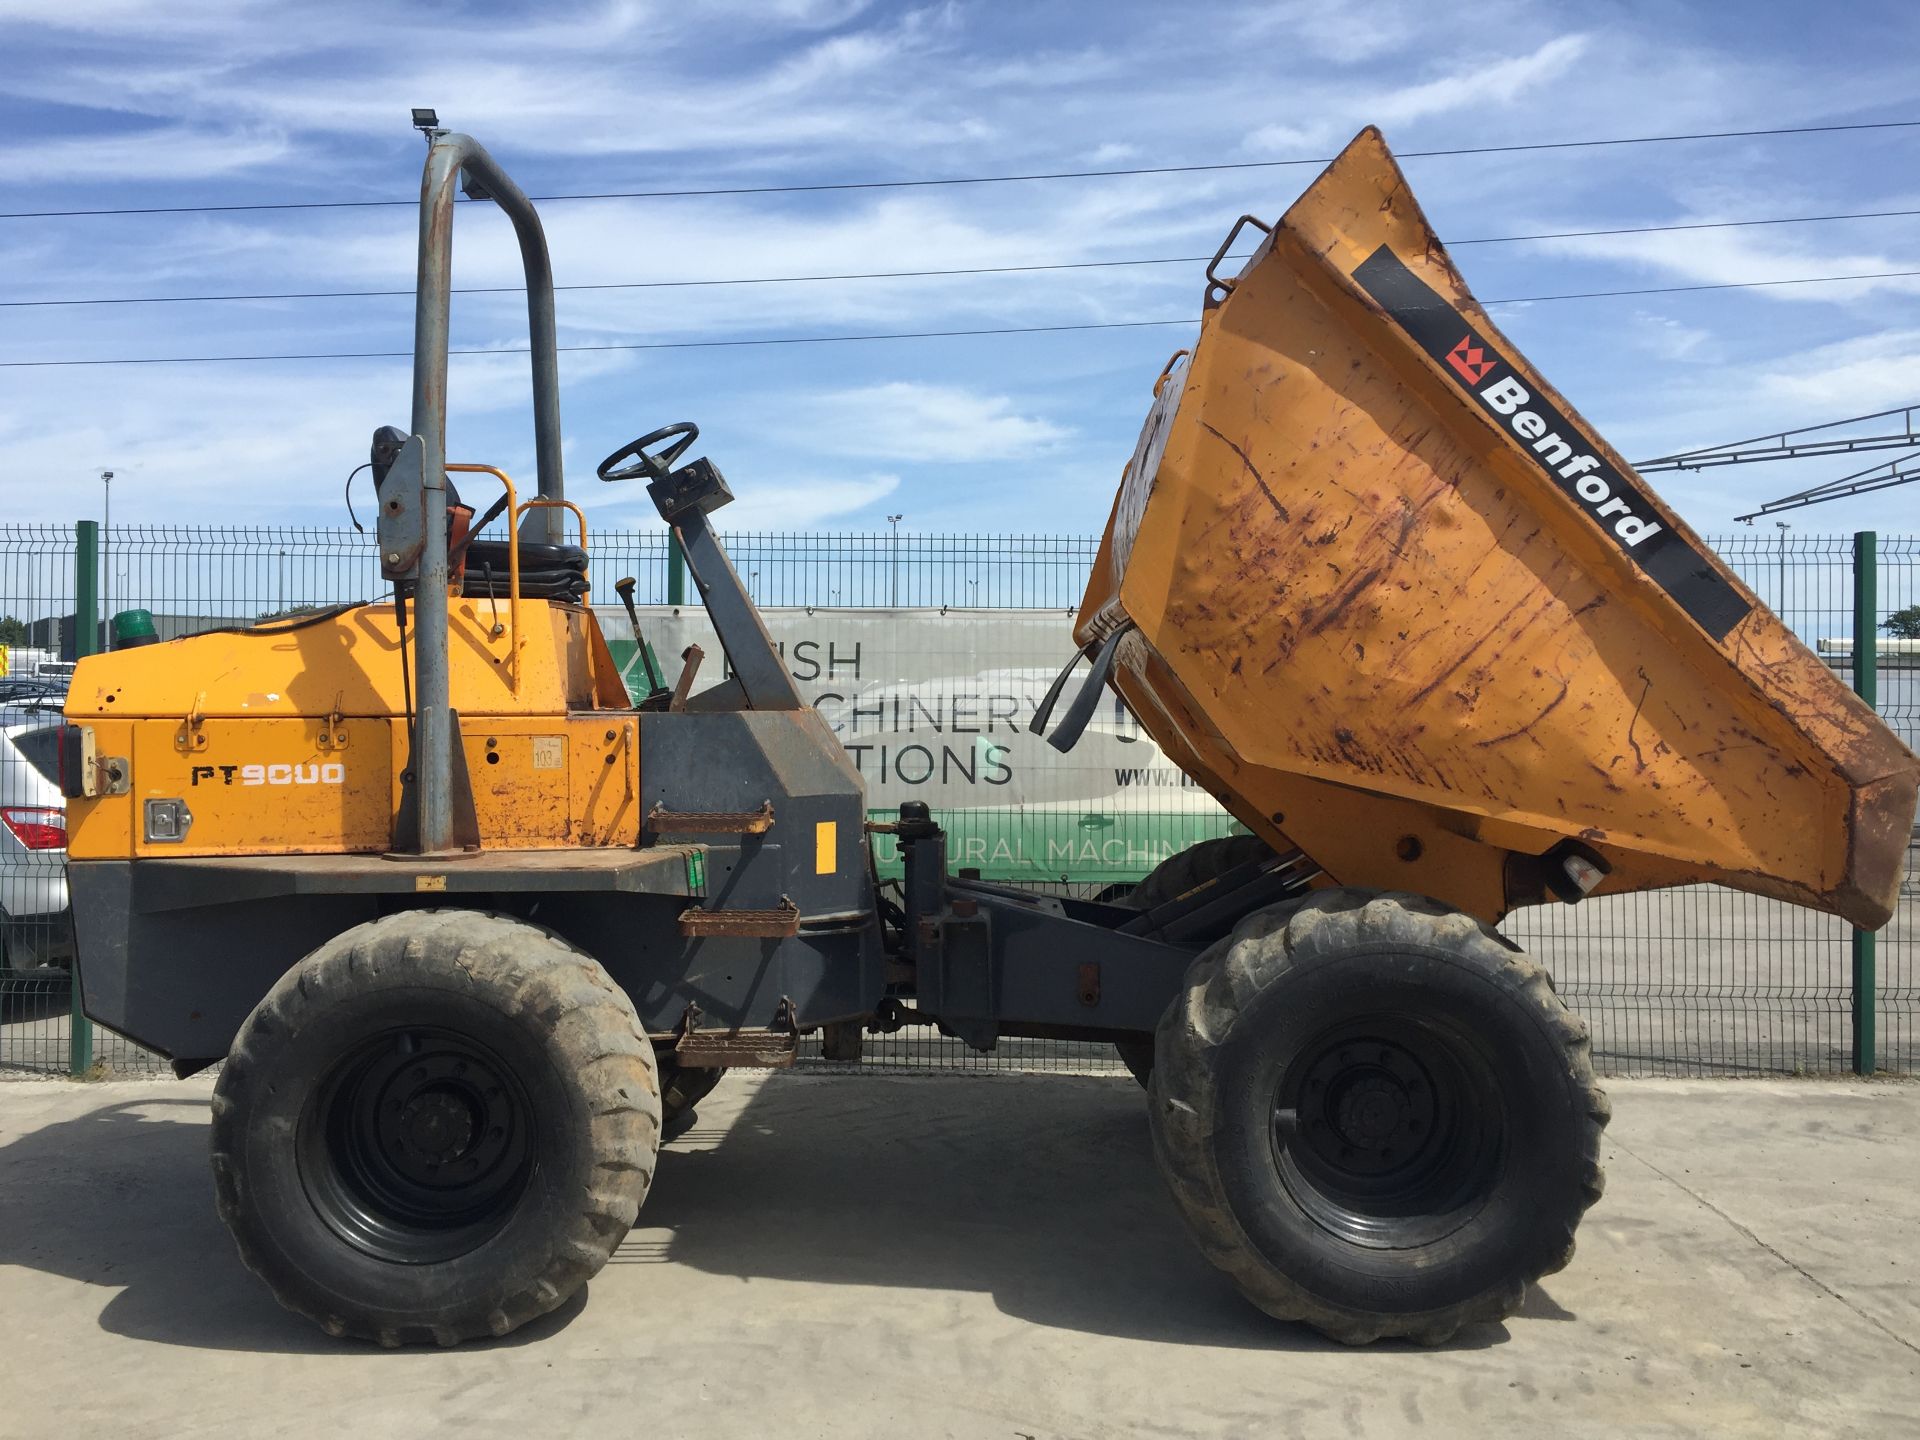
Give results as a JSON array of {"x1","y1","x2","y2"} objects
[{"x1": 0, "y1": 524, "x2": 1910, "y2": 1078}]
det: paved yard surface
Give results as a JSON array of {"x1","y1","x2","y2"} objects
[{"x1": 0, "y1": 1072, "x2": 1915, "y2": 1439}]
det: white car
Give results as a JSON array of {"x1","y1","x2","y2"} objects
[{"x1": 0, "y1": 700, "x2": 71, "y2": 968}]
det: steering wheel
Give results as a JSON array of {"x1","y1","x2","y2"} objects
[{"x1": 598, "y1": 421, "x2": 699, "y2": 482}]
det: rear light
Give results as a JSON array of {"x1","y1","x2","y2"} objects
[
  {"x1": 2, "y1": 806, "x2": 66, "y2": 850},
  {"x1": 1561, "y1": 853, "x2": 1607, "y2": 896},
  {"x1": 56, "y1": 725, "x2": 100, "y2": 799},
  {"x1": 58, "y1": 724, "x2": 83, "y2": 798},
  {"x1": 1542, "y1": 839, "x2": 1612, "y2": 904}
]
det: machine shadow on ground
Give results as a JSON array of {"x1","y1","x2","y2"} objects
[
  {"x1": 0, "y1": 1096, "x2": 585, "y2": 1354},
  {"x1": 0, "y1": 1076, "x2": 1568, "y2": 1355},
  {"x1": 636, "y1": 1072, "x2": 1548, "y2": 1353}
]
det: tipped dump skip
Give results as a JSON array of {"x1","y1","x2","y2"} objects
[{"x1": 1079, "y1": 128, "x2": 1917, "y2": 927}]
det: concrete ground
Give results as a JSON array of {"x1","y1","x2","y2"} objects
[{"x1": 0, "y1": 1073, "x2": 1915, "y2": 1439}]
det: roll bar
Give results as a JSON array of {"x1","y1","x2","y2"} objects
[
  {"x1": 408, "y1": 130, "x2": 564, "y2": 854},
  {"x1": 411, "y1": 130, "x2": 565, "y2": 530}
]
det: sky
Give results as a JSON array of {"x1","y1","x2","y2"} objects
[{"x1": 3, "y1": 0, "x2": 1919, "y2": 541}]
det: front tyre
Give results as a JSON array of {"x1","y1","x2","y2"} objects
[
  {"x1": 210, "y1": 910, "x2": 662, "y2": 1346},
  {"x1": 1149, "y1": 890, "x2": 1607, "y2": 1344}
]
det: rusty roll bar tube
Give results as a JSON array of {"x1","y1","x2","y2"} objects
[{"x1": 410, "y1": 130, "x2": 565, "y2": 853}]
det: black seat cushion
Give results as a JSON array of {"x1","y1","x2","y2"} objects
[{"x1": 460, "y1": 539, "x2": 588, "y2": 602}]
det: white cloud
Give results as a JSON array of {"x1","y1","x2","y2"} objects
[
  {"x1": 0, "y1": 3, "x2": 963, "y2": 164},
  {"x1": 747, "y1": 0, "x2": 874, "y2": 23},
  {"x1": 88, "y1": 171, "x2": 1236, "y2": 347},
  {"x1": 1752, "y1": 329, "x2": 1920, "y2": 413},
  {"x1": 0, "y1": 125, "x2": 292, "y2": 183},
  {"x1": 1628, "y1": 310, "x2": 1714, "y2": 362},
  {"x1": 1538, "y1": 227, "x2": 1920, "y2": 303},
  {"x1": 800, "y1": 382, "x2": 1069, "y2": 462},
  {"x1": 0, "y1": 349, "x2": 636, "y2": 525},
  {"x1": 0, "y1": 0, "x2": 255, "y2": 30},
  {"x1": 1243, "y1": 32, "x2": 1589, "y2": 155},
  {"x1": 1242, "y1": 122, "x2": 1323, "y2": 157},
  {"x1": 699, "y1": 472, "x2": 899, "y2": 531},
  {"x1": 1228, "y1": 0, "x2": 1424, "y2": 64},
  {"x1": 1370, "y1": 34, "x2": 1589, "y2": 126}
]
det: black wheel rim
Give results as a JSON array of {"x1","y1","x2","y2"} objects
[
  {"x1": 1270, "y1": 1015, "x2": 1505, "y2": 1249},
  {"x1": 298, "y1": 1027, "x2": 536, "y2": 1264}
]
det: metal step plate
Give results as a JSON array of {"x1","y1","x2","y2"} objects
[
  {"x1": 648, "y1": 800, "x2": 774, "y2": 834},
  {"x1": 673, "y1": 1029, "x2": 797, "y2": 1067},
  {"x1": 677, "y1": 900, "x2": 800, "y2": 938}
]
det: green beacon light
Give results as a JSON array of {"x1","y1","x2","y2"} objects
[{"x1": 111, "y1": 608, "x2": 158, "y2": 649}]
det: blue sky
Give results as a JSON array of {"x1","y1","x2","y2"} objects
[{"x1": 3, "y1": 0, "x2": 1919, "y2": 538}]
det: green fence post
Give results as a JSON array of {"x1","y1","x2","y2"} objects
[
  {"x1": 667, "y1": 533, "x2": 687, "y2": 606},
  {"x1": 69, "y1": 520, "x2": 99, "y2": 1078},
  {"x1": 1852, "y1": 530, "x2": 1878, "y2": 1077}
]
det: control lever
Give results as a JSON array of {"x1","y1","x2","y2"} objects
[
  {"x1": 613, "y1": 577, "x2": 671, "y2": 708},
  {"x1": 670, "y1": 645, "x2": 705, "y2": 711}
]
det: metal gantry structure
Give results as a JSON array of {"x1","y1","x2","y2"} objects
[{"x1": 1633, "y1": 404, "x2": 1920, "y2": 521}]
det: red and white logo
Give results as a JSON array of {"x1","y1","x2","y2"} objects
[{"x1": 1444, "y1": 335, "x2": 1496, "y2": 385}]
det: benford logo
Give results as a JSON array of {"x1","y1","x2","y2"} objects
[
  {"x1": 1478, "y1": 376, "x2": 1663, "y2": 548},
  {"x1": 1444, "y1": 335, "x2": 1496, "y2": 385},
  {"x1": 1349, "y1": 242, "x2": 1750, "y2": 639}
]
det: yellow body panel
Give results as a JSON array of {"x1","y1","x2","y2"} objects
[
  {"x1": 1077, "y1": 128, "x2": 1919, "y2": 927},
  {"x1": 433, "y1": 717, "x2": 639, "y2": 849},
  {"x1": 66, "y1": 599, "x2": 639, "y2": 858}
]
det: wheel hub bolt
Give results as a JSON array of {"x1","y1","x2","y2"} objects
[
  {"x1": 1336, "y1": 1076, "x2": 1406, "y2": 1148},
  {"x1": 402, "y1": 1090, "x2": 476, "y2": 1161}
]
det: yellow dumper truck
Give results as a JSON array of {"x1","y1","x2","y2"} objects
[{"x1": 57, "y1": 125, "x2": 1916, "y2": 1347}]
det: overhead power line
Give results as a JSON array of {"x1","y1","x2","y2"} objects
[
  {"x1": 6, "y1": 266, "x2": 1917, "y2": 369},
  {"x1": 9, "y1": 256, "x2": 1241, "y2": 310},
  {"x1": 1454, "y1": 205, "x2": 1920, "y2": 246},
  {"x1": 1481, "y1": 268, "x2": 1920, "y2": 304},
  {"x1": 1, "y1": 118, "x2": 1915, "y2": 222},
  {"x1": 8, "y1": 207, "x2": 1918, "y2": 312},
  {"x1": 0, "y1": 318, "x2": 1198, "y2": 368}
]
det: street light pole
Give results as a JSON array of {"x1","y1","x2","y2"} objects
[
  {"x1": 887, "y1": 514, "x2": 904, "y2": 607},
  {"x1": 1774, "y1": 520, "x2": 1790, "y2": 613},
  {"x1": 100, "y1": 470, "x2": 114, "y2": 650}
]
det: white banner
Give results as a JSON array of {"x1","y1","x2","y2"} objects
[
  {"x1": 601, "y1": 607, "x2": 1233, "y2": 881},
  {"x1": 605, "y1": 606, "x2": 1219, "y2": 810}
]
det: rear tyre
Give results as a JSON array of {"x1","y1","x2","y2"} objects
[
  {"x1": 1115, "y1": 833, "x2": 1272, "y2": 1086},
  {"x1": 1149, "y1": 889, "x2": 1608, "y2": 1344},
  {"x1": 210, "y1": 909, "x2": 662, "y2": 1347}
]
